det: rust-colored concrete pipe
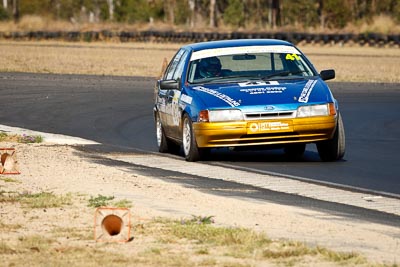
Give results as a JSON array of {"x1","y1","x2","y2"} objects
[{"x1": 94, "y1": 207, "x2": 131, "y2": 242}]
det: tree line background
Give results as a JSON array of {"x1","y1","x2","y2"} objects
[{"x1": 0, "y1": 0, "x2": 399, "y2": 32}]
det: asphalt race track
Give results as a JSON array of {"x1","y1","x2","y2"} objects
[{"x1": 1, "y1": 72, "x2": 399, "y2": 197}]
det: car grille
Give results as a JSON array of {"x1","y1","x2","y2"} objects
[{"x1": 244, "y1": 111, "x2": 295, "y2": 120}]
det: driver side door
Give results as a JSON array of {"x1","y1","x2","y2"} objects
[{"x1": 158, "y1": 49, "x2": 189, "y2": 139}]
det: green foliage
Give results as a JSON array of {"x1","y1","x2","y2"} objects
[
  {"x1": 0, "y1": 5, "x2": 9, "y2": 21},
  {"x1": 1, "y1": 191, "x2": 123, "y2": 210},
  {"x1": 223, "y1": 0, "x2": 245, "y2": 27},
  {"x1": 282, "y1": 0, "x2": 320, "y2": 28},
  {"x1": 171, "y1": 220, "x2": 271, "y2": 248},
  {"x1": 19, "y1": 191, "x2": 73, "y2": 208},
  {"x1": 2, "y1": 0, "x2": 400, "y2": 31},
  {"x1": 113, "y1": 199, "x2": 132, "y2": 208},
  {"x1": 0, "y1": 177, "x2": 20, "y2": 183},
  {"x1": 114, "y1": 0, "x2": 163, "y2": 23},
  {"x1": 156, "y1": 218, "x2": 364, "y2": 263},
  {"x1": 88, "y1": 195, "x2": 132, "y2": 208},
  {"x1": 17, "y1": 134, "x2": 43, "y2": 144},
  {"x1": 0, "y1": 132, "x2": 7, "y2": 141},
  {"x1": 323, "y1": 0, "x2": 352, "y2": 28},
  {"x1": 88, "y1": 194, "x2": 114, "y2": 207},
  {"x1": 99, "y1": 1, "x2": 110, "y2": 21},
  {"x1": 174, "y1": 0, "x2": 189, "y2": 25},
  {"x1": 54, "y1": 0, "x2": 78, "y2": 20},
  {"x1": 394, "y1": 1, "x2": 400, "y2": 22},
  {"x1": 185, "y1": 215, "x2": 215, "y2": 225},
  {"x1": 0, "y1": 133, "x2": 42, "y2": 143},
  {"x1": 19, "y1": 0, "x2": 51, "y2": 16},
  {"x1": 22, "y1": 192, "x2": 72, "y2": 208}
]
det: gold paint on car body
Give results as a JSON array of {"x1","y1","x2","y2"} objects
[{"x1": 193, "y1": 116, "x2": 336, "y2": 148}]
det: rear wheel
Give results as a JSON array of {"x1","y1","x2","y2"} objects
[
  {"x1": 155, "y1": 112, "x2": 179, "y2": 154},
  {"x1": 182, "y1": 114, "x2": 202, "y2": 162},
  {"x1": 317, "y1": 113, "x2": 346, "y2": 161}
]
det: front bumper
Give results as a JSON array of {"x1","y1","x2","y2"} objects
[{"x1": 193, "y1": 116, "x2": 336, "y2": 148}]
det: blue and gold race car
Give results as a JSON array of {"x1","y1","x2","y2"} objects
[{"x1": 154, "y1": 39, "x2": 345, "y2": 162}]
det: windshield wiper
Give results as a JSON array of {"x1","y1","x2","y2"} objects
[
  {"x1": 191, "y1": 75, "x2": 260, "y2": 84},
  {"x1": 209, "y1": 75, "x2": 261, "y2": 82},
  {"x1": 262, "y1": 70, "x2": 307, "y2": 80}
]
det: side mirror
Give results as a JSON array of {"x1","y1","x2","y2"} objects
[
  {"x1": 159, "y1": 79, "x2": 179, "y2": 90},
  {"x1": 320, "y1": 69, "x2": 335, "y2": 81}
]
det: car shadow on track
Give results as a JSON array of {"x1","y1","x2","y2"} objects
[{"x1": 174, "y1": 146, "x2": 347, "y2": 164}]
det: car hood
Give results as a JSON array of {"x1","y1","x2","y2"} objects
[{"x1": 189, "y1": 79, "x2": 333, "y2": 111}]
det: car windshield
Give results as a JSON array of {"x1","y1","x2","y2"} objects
[{"x1": 187, "y1": 49, "x2": 316, "y2": 84}]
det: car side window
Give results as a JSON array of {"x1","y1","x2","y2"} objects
[
  {"x1": 172, "y1": 50, "x2": 188, "y2": 81},
  {"x1": 164, "y1": 49, "x2": 186, "y2": 80}
]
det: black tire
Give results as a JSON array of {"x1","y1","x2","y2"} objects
[
  {"x1": 155, "y1": 112, "x2": 179, "y2": 154},
  {"x1": 317, "y1": 113, "x2": 346, "y2": 161},
  {"x1": 182, "y1": 114, "x2": 202, "y2": 162},
  {"x1": 284, "y1": 143, "x2": 306, "y2": 160}
]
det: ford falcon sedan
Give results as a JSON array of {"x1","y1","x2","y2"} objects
[{"x1": 154, "y1": 39, "x2": 345, "y2": 162}]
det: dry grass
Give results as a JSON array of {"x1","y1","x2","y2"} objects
[
  {"x1": 2, "y1": 14, "x2": 400, "y2": 34},
  {"x1": 0, "y1": 190, "x2": 72, "y2": 208},
  {"x1": 0, "y1": 201, "x2": 369, "y2": 267},
  {"x1": 299, "y1": 45, "x2": 400, "y2": 83},
  {"x1": 0, "y1": 40, "x2": 399, "y2": 82},
  {"x1": 0, "y1": 132, "x2": 42, "y2": 143},
  {"x1": 0, "y1": 40, "x2": 180, "y2": 77},
  {"x1": 0, "y1": 15, "x2": 175, "y2": 32},
  {"x1": 349, "y1": 15, "x2": 400, "y2": 35}
]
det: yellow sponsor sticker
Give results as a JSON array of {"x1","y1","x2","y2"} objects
[
  {"x1": 285, "y1": 53, "x2": 300, "y2": 61},
  {"x1": 247, "y1": 121, "x2": 293, "y2": 134}
]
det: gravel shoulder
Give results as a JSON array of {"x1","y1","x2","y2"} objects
[{"x1": 1, "y1": 139, "x2": 399, "y2": 265}]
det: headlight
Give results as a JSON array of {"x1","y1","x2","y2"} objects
[
  {"x1": 297, "y1": 103, "x2": 336, "y2": 117},
  {"x1": 198, "y1": 109, "x2": 244, "y2": 122}
]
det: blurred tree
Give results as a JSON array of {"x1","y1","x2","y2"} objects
[
  {"x1": 12, "y1": 0, "x2": 18, "y2": 22},
  {"x1": 209, "y1": 0, "x2": 216, "y2": 27},
  {"x1": 395, "y1": 1, "x2": 400, "y2": 22},
  {"x1": 319, "y1": 0, "x2": 351, "y2": 28},
  {"x1": 188, "y1": 0, "x2": 195, "y2": 27},
  {"x1": 282, "y1": 0, "x2": 319, "y2": 28},
  {"x1": 270, "y1": 0, "x2": 280, "y2": 28},
  {"x1": 106, "y1": 0, "x2": 113, "y2": 20},
  {"x1": 317, "y1": 0, "x2": 324, "y2": 28},
  {"x1": 0, "y1": 0, "x2": 399, "y2": 31},
  {"x1": 163, "y1": 0, "x2": 175, "y2": 24},
  {"x1": 115, "y1": 0, "x2": 163, "y2": 23},
  {"x1": 223, "y1": 0, "x2": 245, "y2": 27},
  {"x1": 375, "y1": 0, "x2": 399, "y2": 15},
  {"x1": 174, "y1": 0, "x2": 189, "y2": 25},
  {"x1": 0, "y1": 4, "x2": 9, "y2": 20},
  {"x1": 252, "y1": 0, "x2": 269, "y2": 28}
]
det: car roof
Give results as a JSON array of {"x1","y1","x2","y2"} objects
[{"x1": 182, "y1": 39, "x2": 294, "y2": 52}]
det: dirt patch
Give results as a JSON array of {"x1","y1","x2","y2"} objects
[{"x1": 0, "y1": 142, "x2": 399, "y2": 266}]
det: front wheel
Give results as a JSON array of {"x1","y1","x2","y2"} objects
[
  {"x1": 182, "y1": 114, "x2": 202, "y2": 162},
  {"x1": 317, "y1": 113, "x2": 346, "y2": 161}
]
